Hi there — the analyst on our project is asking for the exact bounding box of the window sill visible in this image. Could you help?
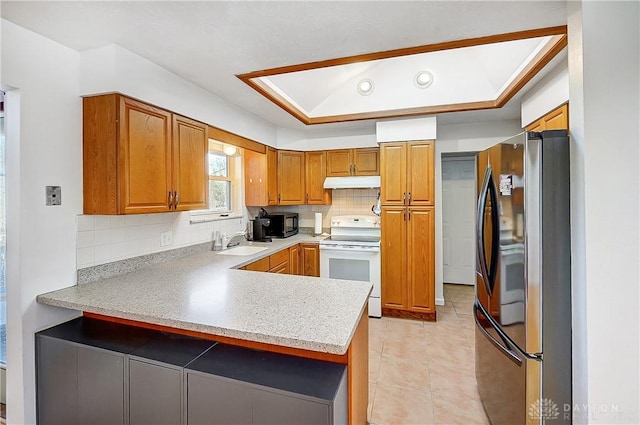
[189,210,244,224]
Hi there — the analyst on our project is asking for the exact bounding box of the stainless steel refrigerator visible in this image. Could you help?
[474,130,572,425]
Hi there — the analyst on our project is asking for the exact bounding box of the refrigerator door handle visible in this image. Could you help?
[474,300,523,366]
[476,168,491,296]
[475,300,543,362]
[476,167,500,296]
[486,169,501,296]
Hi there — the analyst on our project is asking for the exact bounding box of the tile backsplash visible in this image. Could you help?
[76,212,246,269]
[249,188,380,229]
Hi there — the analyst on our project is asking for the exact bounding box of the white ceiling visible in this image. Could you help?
[1,1,568,135]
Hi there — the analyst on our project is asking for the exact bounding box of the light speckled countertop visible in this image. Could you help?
[37,235,371,355]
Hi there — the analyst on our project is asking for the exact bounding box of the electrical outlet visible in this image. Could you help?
[160,231,173,247]
[45,186,62,206]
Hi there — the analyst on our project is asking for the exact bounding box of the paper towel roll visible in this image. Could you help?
[314,213,323,235]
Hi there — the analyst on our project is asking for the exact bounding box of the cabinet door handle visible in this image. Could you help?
[174,191,179,209]
[408,192,412,204]
[402,192,406,205]
[352,164,356,175]
[278,193,281,204]
[168,191,174,209]
[408,209,411,221]
[306,193,309,203]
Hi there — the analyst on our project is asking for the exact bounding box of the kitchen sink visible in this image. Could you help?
[217,246,268,256]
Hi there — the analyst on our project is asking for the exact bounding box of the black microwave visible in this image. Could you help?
[264,213,299,238]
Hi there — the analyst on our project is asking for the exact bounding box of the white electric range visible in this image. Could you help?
[319,215,381,318]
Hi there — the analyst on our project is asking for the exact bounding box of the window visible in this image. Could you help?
[208,150,232,212]
[196,140,243,220]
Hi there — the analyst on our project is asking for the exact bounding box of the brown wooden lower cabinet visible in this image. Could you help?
[289,245,301,275]
[267,249,288,272]
[381,207,436,321]
[241,243,319,277]
[300,243,320,277]
[269,262,289,274]
[244,257,270,272]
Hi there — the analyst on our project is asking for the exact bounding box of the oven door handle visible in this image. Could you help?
[319,245,380,252]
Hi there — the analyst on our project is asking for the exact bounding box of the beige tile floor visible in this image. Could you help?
[368,284,490,425]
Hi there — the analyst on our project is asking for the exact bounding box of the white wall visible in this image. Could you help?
[80,44,277,147]
[376,116,437,142]
[2,20,83,424]
[520,60,569,127]
[568,2,639,423]
[434,120,522,304]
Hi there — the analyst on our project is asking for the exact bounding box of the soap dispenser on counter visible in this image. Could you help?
[213,231,223,251]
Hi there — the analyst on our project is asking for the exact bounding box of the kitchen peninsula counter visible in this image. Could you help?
[37,234,370,424]
[37,234,371,355]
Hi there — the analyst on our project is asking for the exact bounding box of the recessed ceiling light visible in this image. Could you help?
[357,79,374,96]
[415,71,434,89]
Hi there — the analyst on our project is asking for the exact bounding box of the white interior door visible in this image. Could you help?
[442,156,476,285]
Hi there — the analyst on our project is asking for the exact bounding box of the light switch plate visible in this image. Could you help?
[45,186,62,206]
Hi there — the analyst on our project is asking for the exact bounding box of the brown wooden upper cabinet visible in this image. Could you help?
[525,103,569,131]
[246,148,330,207]
[266,147,278,206]
[380,141,434,206]
[173,115,210,211]
[277,150,305,205]
[305,151,331,205]
[326,148,379,177]
[83,94,208,214]
[244,147,279,207]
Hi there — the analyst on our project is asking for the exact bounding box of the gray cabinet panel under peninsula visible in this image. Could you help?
[185,344,348,425]
[36,317,348,425]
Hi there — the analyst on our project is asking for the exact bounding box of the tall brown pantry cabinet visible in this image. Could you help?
[380,141,436,321]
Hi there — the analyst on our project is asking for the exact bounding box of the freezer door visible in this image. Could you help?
[474,300,526,425]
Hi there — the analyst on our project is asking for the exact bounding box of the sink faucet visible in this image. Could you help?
[225,230,247,248]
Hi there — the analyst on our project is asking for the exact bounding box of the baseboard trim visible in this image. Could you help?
[382,308,436,322]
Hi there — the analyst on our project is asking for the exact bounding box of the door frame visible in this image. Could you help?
[441,152,478,288]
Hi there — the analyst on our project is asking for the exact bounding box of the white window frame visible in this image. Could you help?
[190,141,244,223]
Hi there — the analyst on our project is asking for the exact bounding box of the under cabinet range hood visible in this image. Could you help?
[323,176,381,189]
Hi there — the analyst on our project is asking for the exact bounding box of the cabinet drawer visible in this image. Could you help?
[269,261,289,274]
[245,257,270,272]
[269,249,289,268]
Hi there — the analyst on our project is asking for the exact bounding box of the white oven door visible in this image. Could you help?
[319,246,380,298]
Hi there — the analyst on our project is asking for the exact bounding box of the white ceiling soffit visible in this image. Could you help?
[239,28,567,125]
